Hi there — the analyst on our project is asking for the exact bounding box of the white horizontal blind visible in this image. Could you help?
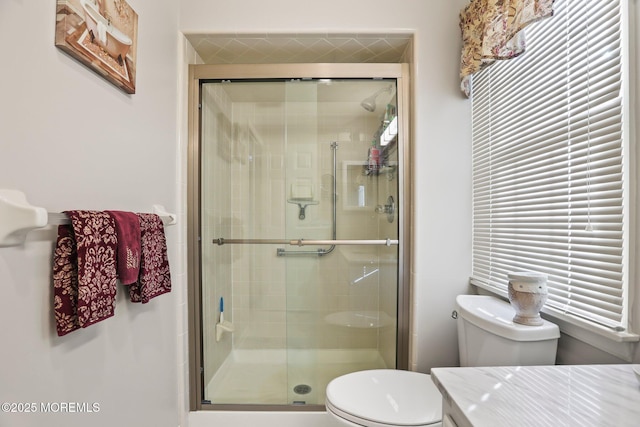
[471,0,627,330]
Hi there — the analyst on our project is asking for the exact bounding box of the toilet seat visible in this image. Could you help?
[325,369,442,427]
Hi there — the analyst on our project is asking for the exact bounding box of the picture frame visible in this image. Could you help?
[55,0,138,94]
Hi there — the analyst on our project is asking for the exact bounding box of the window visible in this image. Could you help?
[470,0,632,336]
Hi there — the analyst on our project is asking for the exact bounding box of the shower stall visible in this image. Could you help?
[188,64,410,410]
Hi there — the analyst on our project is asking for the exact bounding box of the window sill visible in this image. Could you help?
[469,278,639,362]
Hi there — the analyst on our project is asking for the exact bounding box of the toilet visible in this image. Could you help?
[325,294,560,427]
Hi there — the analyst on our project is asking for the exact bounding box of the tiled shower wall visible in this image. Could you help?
[203,83,399,371]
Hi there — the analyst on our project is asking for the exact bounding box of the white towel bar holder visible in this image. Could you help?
[0,189,177,248]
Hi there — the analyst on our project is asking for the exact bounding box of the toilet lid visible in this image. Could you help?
[325,369,442,427]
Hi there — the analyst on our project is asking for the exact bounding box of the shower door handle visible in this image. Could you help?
[213,238,398,246]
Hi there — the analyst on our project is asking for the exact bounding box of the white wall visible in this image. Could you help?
[0,1,180,426]
[179,0,473,376]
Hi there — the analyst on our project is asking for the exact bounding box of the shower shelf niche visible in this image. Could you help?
[342,161,373,210]
[342,161,397,211]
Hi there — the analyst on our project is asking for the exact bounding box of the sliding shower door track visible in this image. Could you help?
[213,238,399,246]
[213,237,398,257]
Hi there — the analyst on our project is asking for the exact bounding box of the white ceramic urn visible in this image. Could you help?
[507,272,548,326]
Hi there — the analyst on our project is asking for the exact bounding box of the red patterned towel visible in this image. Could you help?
[53,211,118,336]
[106,210,141,285]
[128,213,171,303]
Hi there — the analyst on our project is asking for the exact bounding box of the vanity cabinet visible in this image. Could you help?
[431,364,640,427]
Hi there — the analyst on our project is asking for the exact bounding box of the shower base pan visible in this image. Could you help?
[205,349,387,405]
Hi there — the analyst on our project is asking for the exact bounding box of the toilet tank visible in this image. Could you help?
[456,295,560,367]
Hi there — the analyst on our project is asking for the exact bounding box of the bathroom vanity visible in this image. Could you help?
[431,364,640,427]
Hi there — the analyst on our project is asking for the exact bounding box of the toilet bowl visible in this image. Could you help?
[325,295,560,427]
[326,369,442,427]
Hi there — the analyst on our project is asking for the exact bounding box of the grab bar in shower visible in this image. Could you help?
[276,248,327,257]
[213,238,399,246]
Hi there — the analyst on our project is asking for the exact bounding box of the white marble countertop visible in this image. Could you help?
[431,364,640,427]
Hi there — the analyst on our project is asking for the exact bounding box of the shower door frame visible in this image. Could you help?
[187,63,412,411]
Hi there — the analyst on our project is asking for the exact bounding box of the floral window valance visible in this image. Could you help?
[459,0,555,97]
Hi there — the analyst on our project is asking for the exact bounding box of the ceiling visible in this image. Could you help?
[184,33,412,64]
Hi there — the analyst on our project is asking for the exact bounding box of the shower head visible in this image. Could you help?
[360,97,377,112]
[360,85,393,112]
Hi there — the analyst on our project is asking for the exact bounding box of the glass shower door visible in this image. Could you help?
[198,76,400,407]
[281,79,399,405]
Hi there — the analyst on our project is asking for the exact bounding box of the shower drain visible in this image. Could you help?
[293,384,312,395]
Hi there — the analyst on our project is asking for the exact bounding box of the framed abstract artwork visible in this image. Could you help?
[55,0,138,94]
